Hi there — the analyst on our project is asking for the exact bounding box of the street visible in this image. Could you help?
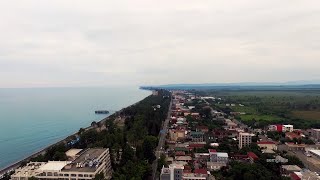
[152,95,172,180]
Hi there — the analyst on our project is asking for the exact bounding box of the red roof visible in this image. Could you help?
[175,151,186,156]
[257,141,276,145]
[290,172,301,180]
[194,169,207,175]
[247,152,259,160]
[188,144,205,148]
[209,149,217,153]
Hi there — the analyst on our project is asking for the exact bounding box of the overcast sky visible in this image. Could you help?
[0,0,319,88]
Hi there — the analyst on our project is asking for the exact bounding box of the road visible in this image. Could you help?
[288,151,320,172]
[152,95,173,180]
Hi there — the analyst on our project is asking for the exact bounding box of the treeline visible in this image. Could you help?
[1,90,171,180]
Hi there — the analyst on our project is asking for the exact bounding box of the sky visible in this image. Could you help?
[0,0,319,88]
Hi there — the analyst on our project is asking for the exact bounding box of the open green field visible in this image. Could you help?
[201,89,320,129]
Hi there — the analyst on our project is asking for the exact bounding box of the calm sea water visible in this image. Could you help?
[0,87,150,169]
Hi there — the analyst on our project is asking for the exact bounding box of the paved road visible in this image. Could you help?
[288,151,320,172]
[152,95,172,180]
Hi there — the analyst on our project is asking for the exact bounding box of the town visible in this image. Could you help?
[159,90,320,180]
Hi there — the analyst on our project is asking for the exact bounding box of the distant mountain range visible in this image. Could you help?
[140,80,320,90]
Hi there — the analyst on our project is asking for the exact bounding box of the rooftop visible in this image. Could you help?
[257,141,276,145]
[66,149,83,158]
[281,165,302,172]
[62,148,107,172]
[39,161,71,171]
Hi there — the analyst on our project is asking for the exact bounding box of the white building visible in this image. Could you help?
[11,148,112,180]
[160,164,184,180]
[283,125,294,132]
[208,150,228,163]
[238,132,253,149]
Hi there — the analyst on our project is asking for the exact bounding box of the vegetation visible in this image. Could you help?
[199,90,320,129]
[3,90,171,180]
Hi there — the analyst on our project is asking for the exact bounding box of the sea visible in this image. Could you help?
[0,87,150,170]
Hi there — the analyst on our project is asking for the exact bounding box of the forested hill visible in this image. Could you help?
[5,89,171,180]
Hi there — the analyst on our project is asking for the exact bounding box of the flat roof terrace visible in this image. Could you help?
[62,148,107,173]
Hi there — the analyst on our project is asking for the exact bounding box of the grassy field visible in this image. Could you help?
[291,111,320,121]
[204,89,320,129]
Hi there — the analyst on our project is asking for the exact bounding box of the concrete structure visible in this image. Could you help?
[66,149,83,160]
[190,132,204,142]
[269,124,294,132]
[281,165,302,176]
[309,150,320,159]
[311,129,320,142]
[160,164,184,180]
[290,171,320,180]
[257,141,277,153]
[169,129,186,142]
[238,132,253,149]
[208,150,228,163]
[283,125,294,132]
[11,148,112,180]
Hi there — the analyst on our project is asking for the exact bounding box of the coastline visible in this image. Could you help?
[0,93,150,177]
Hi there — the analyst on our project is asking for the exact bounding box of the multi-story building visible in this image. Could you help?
[190,132,204,142]
[160,164,184,180]
[311,129,320,142]
[238,132,253,149]
[208,150,228,163]
[11,148,112,180]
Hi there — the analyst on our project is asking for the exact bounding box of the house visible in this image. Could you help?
[196,126,209,133]
[286,132,302,140]
[269,124,294,132]
[310,129,320,142]
[188,143,206,151]
[247,152,259,163]
[169,129,186,142]
[286,143,306,151]
[290,171,320,180]
[257,141,277,153]
[281,165,302,176]
[213,130,229,139]
[176,156,193,163]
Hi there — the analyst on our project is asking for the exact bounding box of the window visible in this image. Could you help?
[71,174,77,177]
[64,174,69,177]
[78,174,83,177]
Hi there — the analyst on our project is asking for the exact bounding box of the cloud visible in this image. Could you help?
[0,0,319,87]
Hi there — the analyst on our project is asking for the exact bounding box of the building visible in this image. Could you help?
[169,129,186,142]
[207,162,227,171]
[11,148,112,180]
[290,171,320,180]
[283,125,294,132]
[286,143,306,151]
[247,152,259,163]
[311,129,320,142]
[269,124,294,132]
[309,150,320,159]
[281,165,302,176]
[209,150,228,163]
[257,141,277,153]
[238,132,253,149]
[190,132,205,142]
[160,164,184,180]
